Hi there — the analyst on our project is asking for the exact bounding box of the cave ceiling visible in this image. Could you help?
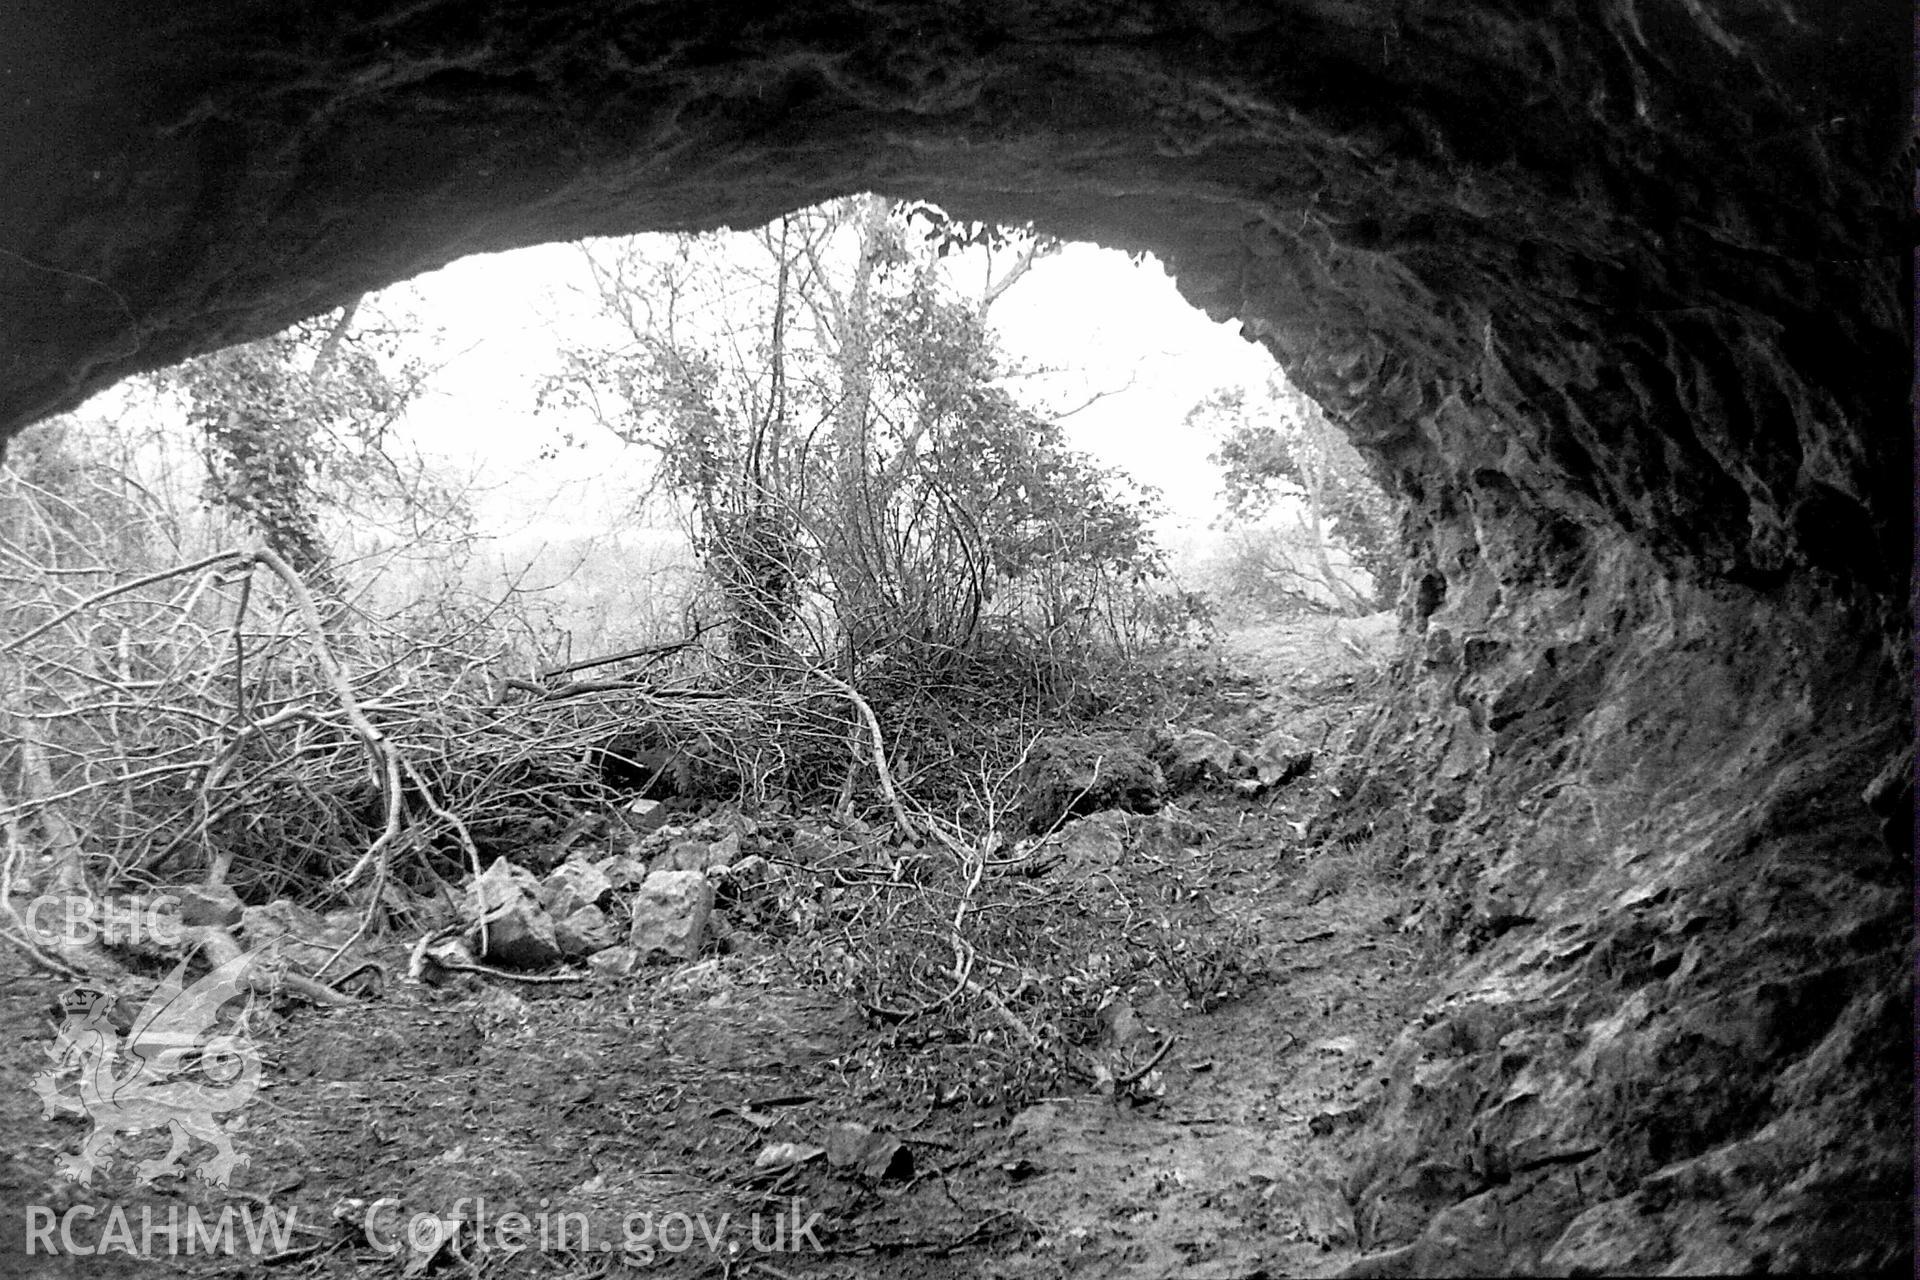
[0,2,1908,610]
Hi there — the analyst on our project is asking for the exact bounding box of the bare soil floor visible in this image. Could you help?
[2,614,1433,1279]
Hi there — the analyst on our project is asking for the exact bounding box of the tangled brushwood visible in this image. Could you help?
[0,199,1277,1111]
[0,529,1017,907]
[1,450,1253,1103]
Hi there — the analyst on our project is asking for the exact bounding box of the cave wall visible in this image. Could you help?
[1,2,1909,1273]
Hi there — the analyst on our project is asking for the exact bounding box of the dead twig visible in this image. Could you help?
[1113,1033,1176,1088]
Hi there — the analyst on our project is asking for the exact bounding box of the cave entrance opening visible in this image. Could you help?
[0,190,1407,908]
[6,192,1408,683]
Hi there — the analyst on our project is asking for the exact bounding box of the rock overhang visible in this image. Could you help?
[0,2,1908,614]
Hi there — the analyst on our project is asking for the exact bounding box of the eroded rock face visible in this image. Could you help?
[1330,540,1910,1272]
[0,3,1906,1271]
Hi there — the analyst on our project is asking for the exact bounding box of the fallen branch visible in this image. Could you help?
[1113,1034,1176,1088]
[190,926,360,1008]
[807,666,918,843]
[537,627,708,680]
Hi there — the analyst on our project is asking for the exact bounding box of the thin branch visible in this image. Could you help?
[0,550,245,657]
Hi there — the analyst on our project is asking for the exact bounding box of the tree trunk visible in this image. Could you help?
[1299,445,1370,616]
[829,194,892,647]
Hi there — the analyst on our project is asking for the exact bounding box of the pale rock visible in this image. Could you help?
[541,860,612,919]
[629,870,714,961]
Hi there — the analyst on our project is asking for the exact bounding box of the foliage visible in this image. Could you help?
[156,303,438,596]
[537,198,1170,671]
[0,416,177,572]
[1190,376,1400,613]
[1190,527,1354,622]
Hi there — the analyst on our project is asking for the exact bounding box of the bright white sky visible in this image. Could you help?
[389,235,1279,546]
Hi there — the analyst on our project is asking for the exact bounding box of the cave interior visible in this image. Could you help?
[0,2,1910,1273]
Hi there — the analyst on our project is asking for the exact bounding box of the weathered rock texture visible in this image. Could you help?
[0,3,1907,1272]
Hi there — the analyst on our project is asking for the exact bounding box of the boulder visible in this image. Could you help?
[824,1122,913,1181]
[554,904,616,958]
[787,819,839,865]
[1137,806,1211,849]
[706,830,743,870]
[629,870,714,962]
[712,854,775,898]
[625,798,672,835]
[1028,811,1129,877]
[1250,728,1316,789]
[593,853,649,891]
[541,860,612,919]
[466,857,561,969]
[421,936,478,987]
[646,836,704,874]
[1018,734,1165,832]
[1154,727,1247,791]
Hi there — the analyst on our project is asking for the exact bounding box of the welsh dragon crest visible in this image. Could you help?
[34,953,261,1187]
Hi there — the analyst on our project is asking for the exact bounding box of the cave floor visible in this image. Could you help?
[2,617,1434,1279]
